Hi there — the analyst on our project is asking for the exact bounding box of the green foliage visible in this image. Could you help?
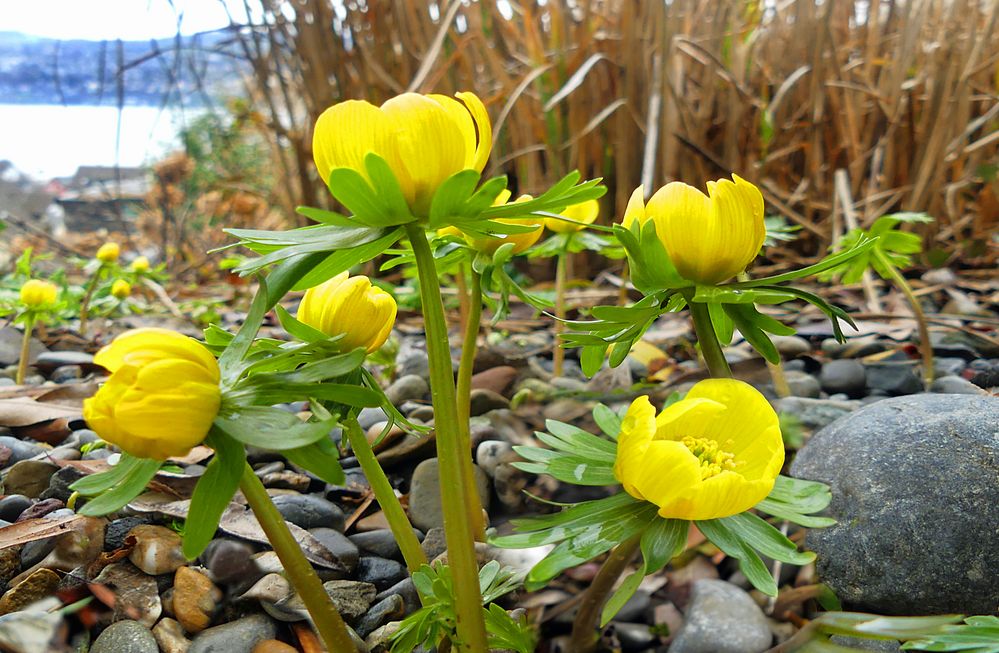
[779,412,806,449]
[903,615,999,652]
[390,561,537,653]
[820,212,933,282]
[764,215,802,248]
[780,612,967,652]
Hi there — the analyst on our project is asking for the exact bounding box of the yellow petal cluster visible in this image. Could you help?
[83,328,221,461]
[313,91,492,217]
[614,378,783,521]
[111,279,132,299]
[462,192,543,255]
[640,175,765,285]
[620,185,647,228]
[545,199,599,234]
[19,279,58,307]
[297,272,397,353]
[130,256,150,273]
[96,242,121,264]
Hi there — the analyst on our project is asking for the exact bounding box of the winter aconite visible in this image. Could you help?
[111,279,132,299]
[297,272,397,353]
[312,91,492,217]
[130,256,151,273]
[545,198,599,233]
[96,242,121,264]
[83,328,222,460]
[643,175,765,285]
[614,379,784,521]
[19,279,58,307]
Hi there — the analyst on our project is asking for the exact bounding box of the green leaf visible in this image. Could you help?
[69,453,146,495]
[274,304,328,343]
[428,169,482,227]
[696,518,777,596]
[601,565,646,627]
[493,493,644,546]
[733,236,879,288]
[641,517,689,573]
[283,436,345,485]
[76,458,161,516]
[183,431,246,559]
[264,252,329,307]
[708,301,734,346]
[580,344,608,377]
[214,408,335,450]
[217,278,268,383]
[724,303,781,364]
[363,152,414,225]
[291,228,402,290]
[295,206,355,227]
[592,404,622,440]
[719,512,815,565]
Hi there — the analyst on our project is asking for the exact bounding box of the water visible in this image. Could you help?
[0,104,204,180]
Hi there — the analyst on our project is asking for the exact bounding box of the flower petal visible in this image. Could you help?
[456,92,492,172]
[627,439,702,508]
[656,469,772,521]
[653,396,726,441]
[94,328,219,382]
[621,185,646,228]
[646,182,715,283]
[546,199,599,233]
[312,100,407,195]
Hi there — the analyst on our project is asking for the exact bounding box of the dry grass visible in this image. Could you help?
[230,0,998,264]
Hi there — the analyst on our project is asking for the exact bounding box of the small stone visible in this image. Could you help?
[384,374,429,406]
[50,365,83,383]
[819,359,867,398]
[408,458,490,532]
[348,529,418,561]
[770,335,811,358]
[38,466,86,503]
[12,514,105,584]
[613,590,651,623]
[152,618,191,653]
[933,357,967,377]
[354,557,406,591]
[91,620,158,653]
[251,641,297,653]
[864,363,923,395]
[33,351,94,372]
[0,495,32,522]
[0,547,21,589]
[309,528,359,572]
[782,371,821,398]
[667,580,771,653]
[613,621,657,651]
[188,613,276,653]
[129,525,187,576]
[928,375,986,395]
[270,493,345,531]
[14,498,63,522]
[173,566,220,633]
[829,635,901,651]
[365,621,401,653]
[356,407,388,430]
[468,388,510,416]
[354,593,404,638]
[374,577,421,614]
[202,539,259,586]
[471,366,517,395]
[323,580,378,622]
[0,436,44,465]
[774,397,861,430]
[93,562,162,627]
[105,516,158,551]
[3,460,59,498]
[0,568,60,615]
[419,527,447,560]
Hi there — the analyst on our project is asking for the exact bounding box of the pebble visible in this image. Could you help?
[309,528,360,572]
[14,498,63,521]
[667,580,772,653]
[354,557,406,591]
[128,525,187,576]
[173,566,221,633]
[91,620,159,653]
[354,593,404,638]
[356,407,388,430]
[323,580,378,622]
[0,569,60,615]
[419,527,447,560]
[468,388,510,416]
[0,495,32,522]
[791,394,999,614]
[864,363,923,395]
[50,365,83,383]
[613,621,657,651]
[396,340,431,379]
[770,335,812,358]
[38,466,86,503]
[348,529,419,561]
[33,351,94,372]
[251,641,298,653]
[374,577,421,614]
[202,539,260,586]
[384,374,429,405]
[270,493,345,531]
[105,516,158,551]
[774,397,861,429]
[0,436,44,465]
[152,618,191,653]
[92,562,162,627]
[928,375,987,395]
[819,359,867,397]
[933,357,966,377]
[408,458,490,532]
[470,365,517,395]
[782,370,821,398]
[188,613,276,653]
[3,460,59,498]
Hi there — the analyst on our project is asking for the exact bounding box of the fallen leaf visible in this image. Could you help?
[0,514,89,550]
[0,398,82,428]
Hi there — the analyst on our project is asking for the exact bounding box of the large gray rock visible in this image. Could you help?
[667,580,771,653]
[91,620,158,653]
[791,394,999,615]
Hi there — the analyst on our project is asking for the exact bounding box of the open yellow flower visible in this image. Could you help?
[297,272,397,353]
[19,279,58,307]
[83,328,221,460]
[96,242,120,264]
[545,199,599,234]
[313,91,492,217]
[111,279,131,299]
[620,185,647,228]
[645,175,765,285]
[614,378,783,521]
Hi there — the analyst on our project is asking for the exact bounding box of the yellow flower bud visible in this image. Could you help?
[19,279,58,307]
[83,328,221,460]
[111,279,131,299]
[96,242,121,264]
[313,91,492,217]
[297,272,397,353]
[645,175,765,285]
[544,198,599,233]
[620,185,648,228]
[130,256,150,273]
[614,379,784,521]
[462,193,543,255]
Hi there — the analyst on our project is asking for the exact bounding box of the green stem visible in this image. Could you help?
[344,417,427,573]
[78,266,105,336]
[455,266,487,541]
[569,533,643,653]
[238,464,356,653]
[15,313,36,385]
[553,246,568,378]
[404,224,488,653]
[688,300,733,378]
[874,250,934,385]
[768,359,791,398]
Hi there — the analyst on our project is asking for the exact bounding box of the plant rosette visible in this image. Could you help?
[491,381,834,626]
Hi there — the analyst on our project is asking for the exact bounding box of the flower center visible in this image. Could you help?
[682,436,736,480]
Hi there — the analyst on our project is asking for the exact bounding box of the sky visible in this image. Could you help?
[0,0,255,41]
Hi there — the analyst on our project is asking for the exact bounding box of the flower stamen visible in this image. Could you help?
[682,435,736,480]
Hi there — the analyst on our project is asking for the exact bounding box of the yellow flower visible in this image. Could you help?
[545,198,599,233]
[111,279,131,299]
[297,272,397,353]
[130,256,150,273]
[620,185,647,228]
[83,328,221,460]
[19,279,58,307]
[614,378,783,521]
[96,242,120,264]
[645,175,765,284]
[462,193,543,255]
[313,91,492,217]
